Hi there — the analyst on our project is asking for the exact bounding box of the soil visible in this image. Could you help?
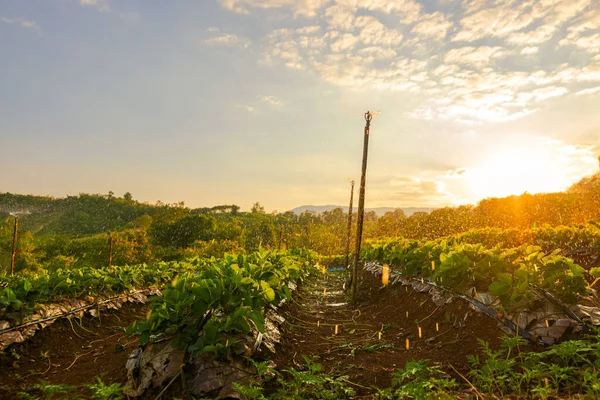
[268,267,536,397]
[0,303,147,400]
[0,268,540,399]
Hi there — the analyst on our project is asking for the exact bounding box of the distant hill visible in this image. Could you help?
[289,205,435,217]
[0,193,155,236]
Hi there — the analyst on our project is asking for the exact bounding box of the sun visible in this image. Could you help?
[468,147,567,200]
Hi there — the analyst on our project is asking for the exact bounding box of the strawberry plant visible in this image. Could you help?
[129,249,312,356]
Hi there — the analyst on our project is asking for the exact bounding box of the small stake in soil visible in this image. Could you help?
[406,338,410,350]
[418,326,422,339]
[421,277,424,284]
[317,320,320,327]
[323,288,327,296]
[382,264,389,286]
[406,311,409,318]
[378,331,382,340]
[334,324,339,335]
[431,261,435,271]
[436,322,439,332]
[546,320,549,328]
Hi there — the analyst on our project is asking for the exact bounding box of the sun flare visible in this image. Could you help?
[468,146,588,200]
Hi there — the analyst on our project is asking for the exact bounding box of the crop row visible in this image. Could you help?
[362,228,599,311]
[0,261,203,321]
[447,223,600,269]
[128,248,314,355]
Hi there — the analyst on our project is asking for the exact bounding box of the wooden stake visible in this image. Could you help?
[418,326,422,339]
[344,180,355,273]
[436,322,439,332]
[378,331,382,340]
[545,320,549,328]
[431,261,435,271]
[323,288,327,295]
[10,216,18,276]
[406,311,409,318]
[108,233,114,268]
[405,338,410,350]
[352,112,373,305]
[317,320,320,327]
[334,324,339,335]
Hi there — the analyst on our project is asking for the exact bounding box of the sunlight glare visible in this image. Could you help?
[469,147,570,199]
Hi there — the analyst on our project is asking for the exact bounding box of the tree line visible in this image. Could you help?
[1,169,598,274]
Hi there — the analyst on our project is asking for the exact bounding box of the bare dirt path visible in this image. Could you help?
[270,268,510,397]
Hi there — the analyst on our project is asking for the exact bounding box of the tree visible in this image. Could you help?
[251,202,265,214]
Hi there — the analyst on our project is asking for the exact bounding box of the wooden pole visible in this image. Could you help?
[344,180,355,272]
[108,233,113,268]
[352,112,373,304]
[11,216,18,276]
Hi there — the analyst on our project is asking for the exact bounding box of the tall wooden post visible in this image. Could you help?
[344,180,355,271]
[352,112,373,304]
[108,233,113,268]
[11,216,18,276]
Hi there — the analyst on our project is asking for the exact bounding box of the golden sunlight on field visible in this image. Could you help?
[468,143,598,200]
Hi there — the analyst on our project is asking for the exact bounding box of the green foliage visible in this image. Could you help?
[273,355,356,399]
[390,359,457,399]
[129,249,312,356]
[32,381,78,400]
[363,225,599,310]
[232,356,356,400]
[0,262,188,321]
[467,332,600,398]
[85,377,126,400]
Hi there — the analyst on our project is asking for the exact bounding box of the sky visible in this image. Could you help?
[1,0,599,212]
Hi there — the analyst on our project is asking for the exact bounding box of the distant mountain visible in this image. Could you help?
[289,205,435,217]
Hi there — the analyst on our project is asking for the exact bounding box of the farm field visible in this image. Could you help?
[2,223,600,398]
[1,170,600,399]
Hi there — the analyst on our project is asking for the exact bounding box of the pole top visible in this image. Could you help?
[364,111,372,122]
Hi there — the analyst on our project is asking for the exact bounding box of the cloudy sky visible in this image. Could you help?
[1,0,599,211]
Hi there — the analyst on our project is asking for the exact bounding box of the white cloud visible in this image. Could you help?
[520,46,539,55]
[218,0,600,124]
[410,12,452,40]
[330,33,359,52]
[219,0,332,16]
[382,176,453,206]
[236,105,256,113]
[444,46,508,68]
[296,25,321,34]
[258,95,283,107]
[0,16,40,29]
[560,9,600,53]
[80,0,110,12]
[576,86,600,96]
[454,0,591,43]
[355,15,404,47]
[204,33,251,48]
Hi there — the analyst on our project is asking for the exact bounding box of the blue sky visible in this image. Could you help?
[1,0,599,211]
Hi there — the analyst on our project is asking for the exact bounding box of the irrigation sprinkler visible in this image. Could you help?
[344,180,355,275]
[352,111,373,305]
